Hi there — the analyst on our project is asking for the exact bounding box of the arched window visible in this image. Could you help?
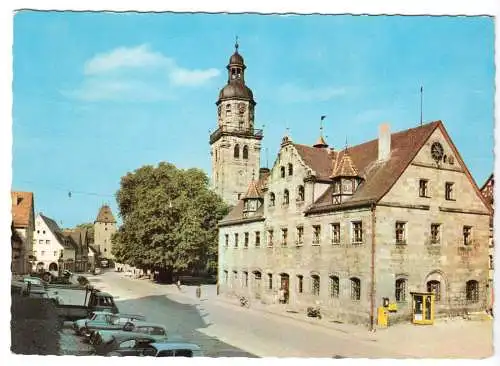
[395,278,407,302]
[426,280,441,302]
[234,144,240,158]
[288,163,293,176]
[269,192,275,207]
[350,277,361,300]
[297,185,305,201]
[329,276,339,298]
[466,280,479,302]
[242,145,249,159]
[283,189,290,205]
[311,274,320,296]
[280,166,286,178]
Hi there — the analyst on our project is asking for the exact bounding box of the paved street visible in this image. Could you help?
[87,271,494,358]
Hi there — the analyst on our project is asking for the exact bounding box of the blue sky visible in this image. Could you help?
[12,12,495,227]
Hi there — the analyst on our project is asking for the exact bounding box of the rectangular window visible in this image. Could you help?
[268,274,273,290]
[233,271,238,280]
[53,251,57,257]
[225,234,229,247]
[463,226,472,245]
[297,275,303,293]
[395,278,407,302]
[295,226,304,246]
[311,275,320,296]
[281,228,288,247]
[39,240,43,245]
[267,230,274,247]
[234,233,239,248]
[244,232,249,249]
[466,280,479,302]
[445,182,455,200]
[243,271,248,287]
[41,251,45,256]
[419,179,429,197]
[329,276,339,298]
[46,240,50,245]
[312,225,321,245]
[255,231,261,247]
[331,223,340,244]
[430,224,440,244]
[350,278,361,300]
[352,221,363,244]
[395,222,406,244]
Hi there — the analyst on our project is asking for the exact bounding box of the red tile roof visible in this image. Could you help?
[330,148,359,178]
[95,205,116,223]
[11,191,34,228]
[292,144,334,179]
[307,121,441,213]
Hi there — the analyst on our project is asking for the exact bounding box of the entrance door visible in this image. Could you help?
[253,271,262,299]
[412,293,435,325]
[280,274,290,304]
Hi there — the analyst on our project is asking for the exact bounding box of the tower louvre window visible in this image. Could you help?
[234,144,240,158]
[242,145,249,159]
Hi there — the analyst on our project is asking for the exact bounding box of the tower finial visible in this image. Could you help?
[235,36,239,52]
[320,115,326,136]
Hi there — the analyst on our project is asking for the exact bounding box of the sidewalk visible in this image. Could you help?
[109,275,494,358]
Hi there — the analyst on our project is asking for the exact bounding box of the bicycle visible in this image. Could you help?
[239,296,250,308]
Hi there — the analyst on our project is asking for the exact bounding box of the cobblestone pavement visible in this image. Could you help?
[87,271,492,358]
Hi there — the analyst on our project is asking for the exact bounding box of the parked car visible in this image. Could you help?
[92,332,157,356]
[78,313,146,338]
[90,321,168,345]
[106,342,203,357]
[73,311,119,336]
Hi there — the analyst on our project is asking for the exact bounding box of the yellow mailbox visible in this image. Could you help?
[411,292,435,325]
[377,306,388,327]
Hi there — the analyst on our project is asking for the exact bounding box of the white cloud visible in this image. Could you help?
[65,44,221,102]
[84,44,171,75]
[277,83,346,103]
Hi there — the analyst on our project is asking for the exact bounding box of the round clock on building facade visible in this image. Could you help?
[431,142,444,161]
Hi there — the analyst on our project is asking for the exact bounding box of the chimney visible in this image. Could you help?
[378,123,391,161]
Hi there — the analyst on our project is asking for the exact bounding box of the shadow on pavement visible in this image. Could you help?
[114,295,258,358]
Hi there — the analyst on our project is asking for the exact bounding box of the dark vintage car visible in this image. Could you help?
[92,332,157,356]
[90,321,168,345]
[106,342,203,357]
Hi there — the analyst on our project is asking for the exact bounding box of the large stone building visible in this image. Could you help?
[210,40,263,206]
[94,204,117,260]
[214,46,491,327]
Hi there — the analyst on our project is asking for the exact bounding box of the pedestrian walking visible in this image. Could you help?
[279,288,285,304]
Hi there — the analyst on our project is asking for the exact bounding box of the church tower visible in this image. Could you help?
[210,40,263,206]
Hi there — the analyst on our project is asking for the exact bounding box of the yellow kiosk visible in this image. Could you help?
[411,292,435,325]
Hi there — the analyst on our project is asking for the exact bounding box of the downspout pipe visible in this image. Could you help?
[370,203,376,331]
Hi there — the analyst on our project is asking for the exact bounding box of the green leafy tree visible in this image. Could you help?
[111,162,228,282]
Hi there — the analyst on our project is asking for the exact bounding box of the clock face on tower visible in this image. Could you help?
[431,142,444,162]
